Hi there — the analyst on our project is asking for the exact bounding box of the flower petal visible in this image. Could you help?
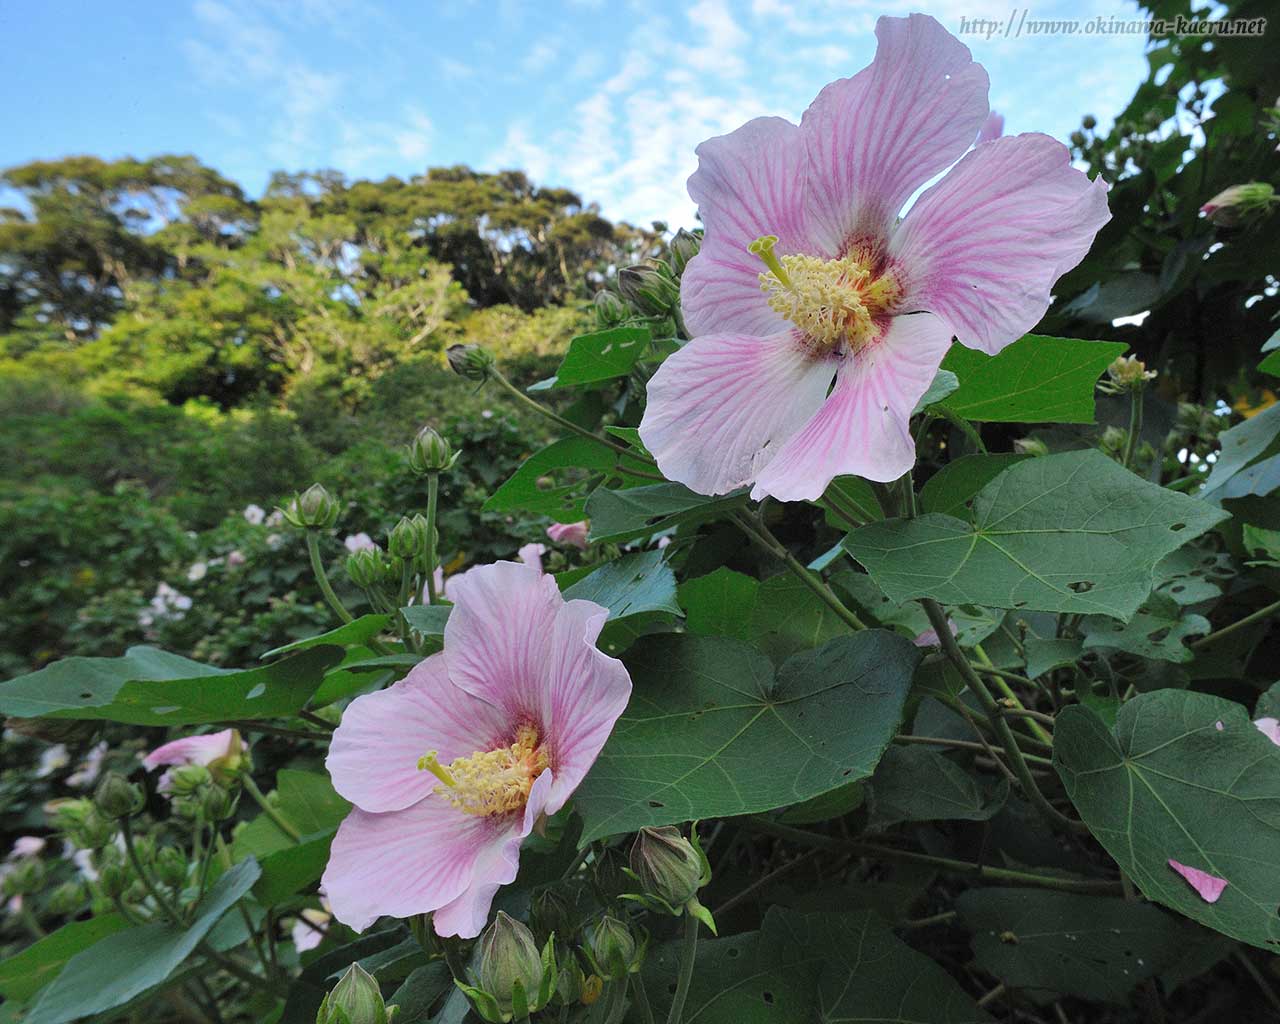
[444,561,563,717]
[1168,859,1229,903]
[800,13,989,252]
[640,331,835,496]
[323,793,512,933]
[142,729,242,770]
[891,132,1111,355]
[1254,717,1280,747]
[977,110,1004,144]
[752,312,954,501]
[682,116,815,338]
[326,653,509,813]
[537,600,632,813]
[432,770,554,938]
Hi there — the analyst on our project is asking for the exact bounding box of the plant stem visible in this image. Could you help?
[971,645,1054,744]
[631,972,656,1024]
[731,512,866,631]
[122,817,184,926]
[1121,387,1145,470]
[666,912,700,1024]
[305,532,354,624]
[297,709,336,731]
[899,910,958,930]
[922,599,1088,834]
[424,472,440,603]
[893,733,1054,769]
[1190,597,1280,650]
[240,774,302,843]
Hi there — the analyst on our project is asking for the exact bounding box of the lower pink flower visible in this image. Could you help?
[322,561,631,938]
[546,521,590,550]
[142,728,246,792]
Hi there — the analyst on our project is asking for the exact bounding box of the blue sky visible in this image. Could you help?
[0,0,1153,228]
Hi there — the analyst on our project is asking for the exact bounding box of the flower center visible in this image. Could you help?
[418,724,549,817]
[749,235,901,354]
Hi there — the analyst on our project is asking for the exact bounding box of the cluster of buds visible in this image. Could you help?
[1200,182,1277,228]
[621,825,716,933]
[406,425,458,475]
[617,263,680,318]
[458,912,558,1023]
[283,483,341,531]
[1100,355,1157,395]
[47,796,117,850]
[316,963,398,1024]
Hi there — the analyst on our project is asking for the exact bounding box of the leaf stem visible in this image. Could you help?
[665,911,700,1024]
[1121,387,1145,470]
[122,817,184,926]
[971,647,1054,744]
[1189,596,1280,650]
[424,472,440,604]
[631,971,657,1024]
[305,532,354,625]
[240,774,303,843]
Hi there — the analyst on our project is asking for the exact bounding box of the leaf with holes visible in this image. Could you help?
[1054,691,1280,949]
[937,334,1126,423]
[0,646,343,724]
[484,437,651,521]
[573,631,919,844]
[550,326,651,387]
[1081,596,1209,663]
[844,451,1228,620]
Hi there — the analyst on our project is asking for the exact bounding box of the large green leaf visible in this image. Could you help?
[0,646,343,724]
[1054,691,1280,949]
[233,769,350,860]
[1201,402,1280,501]
[937,334,1126,423]
[957,888,1212,1002]
[0,914,130,1003]
[562,549,680,620]
[919,454,1027,518]
[749,573,854,661]
[585,481,746,543]
[678,567,758,640]
[845,451,1228,620]
[483,437,650,521]
[25,858,261,1024]
[638,908,991,1023]
[573,631,919,844]
[1081,596,1209,663]
[550,326,651,386]
[869,745,1008,827]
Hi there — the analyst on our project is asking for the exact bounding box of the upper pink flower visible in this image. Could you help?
[142,728,246,791]
[322,561,631,938]
[639,14,1110,501]
[546,521,590,550]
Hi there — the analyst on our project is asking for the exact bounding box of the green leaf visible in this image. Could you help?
[749,573,855,662]
[484,437,649,521]
[1201,402,1280,501]
[1081,597,1209,663]
[389,963,453,1023]
[551,326,651,387]
[913,368,960,414]
[260,614,390,659]
[253,836,335,906]
[1258,349,1280,378]
[957,888,1212,1002]
[233,770,350,861]
[1054,691,1280,949]
[678,567,759,640]
[919,454,1027,518]
[573,631,919,844]
[562,550,680,621]
[845,451,1229,620]
[399,603,451,638]
[830,571,1001,648]
[869,745,1008,827]
[1024,637,1083,679]
[25,858,261,1024]
[585,481,747,543]
[0,646,343,724]
[937,334,1127,423]
[819,475,884,528]
[0,914,130,1003]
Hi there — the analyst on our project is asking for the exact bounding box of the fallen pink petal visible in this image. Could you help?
[1168,859,1229,903]
[1254,717,1280,746]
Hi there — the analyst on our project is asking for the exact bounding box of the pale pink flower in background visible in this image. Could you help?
[227,550,247,568]
[1254,717,1280,746]
[1168,859,1228,903]
[426,566,452,603]
[656,535,672,550]
[243,504,266,525]
[518,542,546,573]
[11,836,45,858]
[187,562,208,583]
[266,533,284,550]
[481,409,494,419]
[292,892,332,952]
[265,509,285,527]
[976,109,1004,143]
[36,744,69,778]
[639,14,1110,501]
[67,741,109,788]
[344,532,376,553]
[546,521,590,550]
[142,728,246,792]
[70,845,98,882]
[323,561,631,938]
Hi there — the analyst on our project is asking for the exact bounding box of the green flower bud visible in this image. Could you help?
[447,344,496,382]
[317,963,396,1024]
[155,846,188,888]
[1082,114,1097,130]
[668,228,701,275]
[167,763,213,796]
[1103,354,1157,393]
[346,546,387,590]
[630,826,703,909]
[388,516,428,561]
[201,783,237,822]
[407,426,458,475]
[76,809,118,850]
[1069,130,1086,148]
[99,861,130,899]
[2,858,43,896]
[1012,437,1049,458]
[584,916,639,981]
[530,887,574,942]
[47,797,95,832]
[593,289,628,327]
[283,483,341,530]
[617,264,679,316]
[124,880,149,905]
[1201,182,1278,227]
[94,771,144,820]
[473,912,551,1019]
[48,880,88,916]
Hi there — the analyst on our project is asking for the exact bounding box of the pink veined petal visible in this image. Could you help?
[432,770,554,938]
[800,13,989,253]
[752,312,955,501]
[639,331,836,497]
[682,115,817,338]
[977,110,1005,144]
[323,793,510,933]
[536,600,632,814]
[326,653,509,814]
[142,729,242,770]
[891,132,1111,355]
[1254,717,1280,746]
[444,561,563,717]
[1168,859,1229,903]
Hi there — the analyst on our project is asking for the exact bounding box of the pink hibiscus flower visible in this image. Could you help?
[321,561,631,938]
[639,14,1110,501]
[142,728,246,793]
[546,521,590,550]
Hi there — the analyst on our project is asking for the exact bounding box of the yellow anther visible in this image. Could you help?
[748,235,792,289]
[419,724,549,817]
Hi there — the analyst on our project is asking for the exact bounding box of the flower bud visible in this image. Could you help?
[580,973,603,1006]
[475,912,547,1018]
[1012,437,1049,457]
[1082,114,1097,130]
[1104,355,1157,392]
[447,344,496,382]
[167,763,213,796]
[47,797,95,832]
[48,880,88,916]
[584,916,640,981]
[155,846,188,888]
[283,483,341,530]
[346,546,387,590]
[387,516,428,561]
[593,289,628,327]
[201,783,238,822]
[407,426,457,475]
[530,887,574,941]
[630,826,703,909]
[1201,182,1277,227]
[553,953,586,1006]
[618,264,679,316]
[94,772,144,820]
[668,228,701,275]
[1069,130,1086,148]
[316,963,396,1024]
[99,861,130,899]
[2,858,43,896]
